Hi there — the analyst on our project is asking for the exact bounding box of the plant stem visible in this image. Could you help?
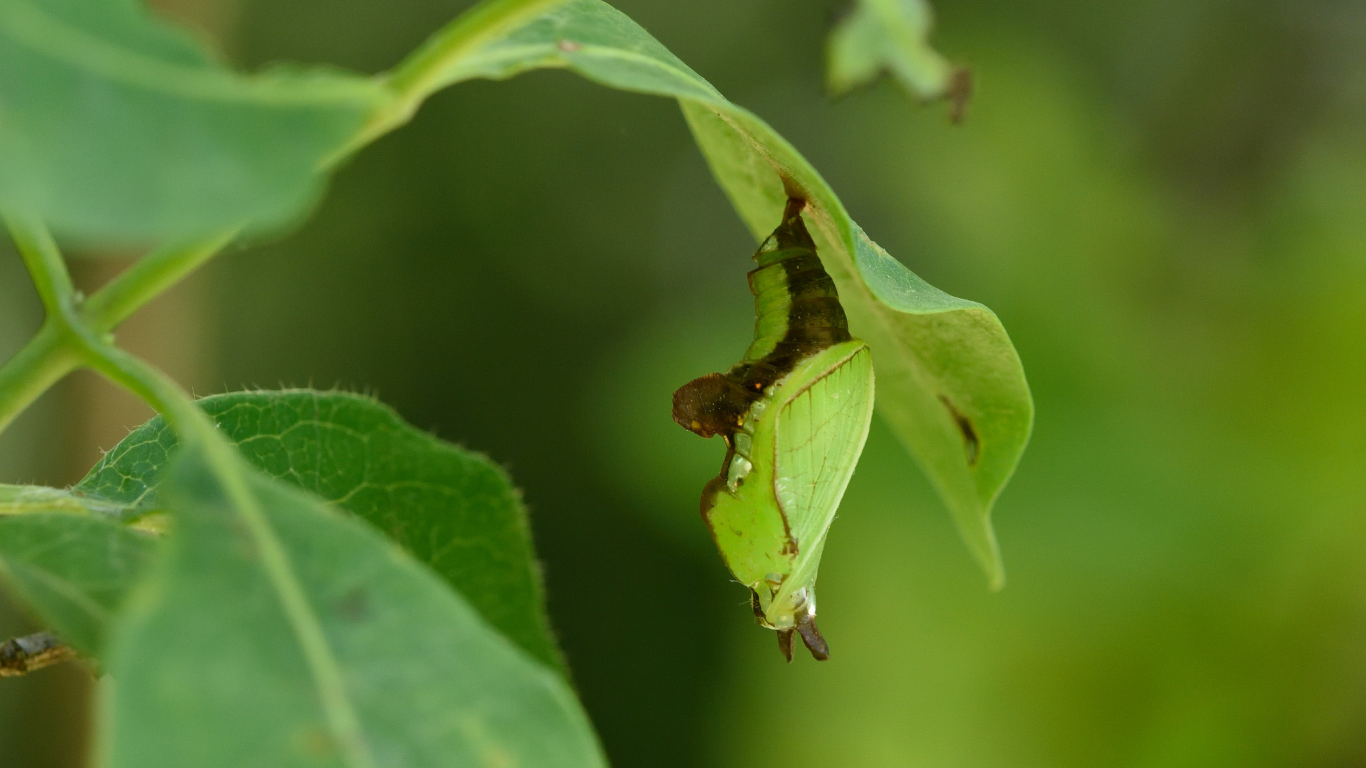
[386,0,562,100]
[0,324,81,435]
[74,332,210,440]
[4,212,76,319]
[1,222,370,753]
[0,214,233,437]
[0,215,85,434]
[81,231,236,332]
[0,219,371,762]
[342,0,566,157]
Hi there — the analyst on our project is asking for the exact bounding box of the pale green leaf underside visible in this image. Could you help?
[393,0,1031,585]
[100,446,604,768]
[0,507,154,655]
[707,343,872,604]
[77,390,563,672]
[826,0,955,99]
[776,346,875,585]
[0,0,386,242]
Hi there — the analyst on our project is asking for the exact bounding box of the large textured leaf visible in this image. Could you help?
[99,445,604,768]
[0,0,386,242]
[0,501,154,655]
[826,0,966,113]
[381,0,1032,586]
[77,390,562,671]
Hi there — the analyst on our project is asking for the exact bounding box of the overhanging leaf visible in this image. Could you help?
[78,390,562,671]
[380,0,1032,586]
[826,0,969,118]
[0,494,155,655]
[0,0,387,242]
[99,444,604,768]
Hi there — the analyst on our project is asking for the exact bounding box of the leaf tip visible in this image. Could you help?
[987,566,1006,593]
[958,510,1006,592]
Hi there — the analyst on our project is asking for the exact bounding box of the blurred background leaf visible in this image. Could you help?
[826,0,965,117]
[0,0,385,244]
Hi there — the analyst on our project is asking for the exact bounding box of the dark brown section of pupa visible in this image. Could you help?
[671,198,851,443]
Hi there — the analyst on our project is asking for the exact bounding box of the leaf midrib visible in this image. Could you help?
[201,443,379,768]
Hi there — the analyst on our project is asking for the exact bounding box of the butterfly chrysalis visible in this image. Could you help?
[673,198,874,661]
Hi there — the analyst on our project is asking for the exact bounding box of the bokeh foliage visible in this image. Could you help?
[3,0,1365,766]
[202,0,1366,765]
[216,0,1366,764]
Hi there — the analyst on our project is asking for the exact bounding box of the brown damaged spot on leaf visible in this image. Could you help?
[299,727,336,758]
[938,394,980,467]
[336,586,369,623]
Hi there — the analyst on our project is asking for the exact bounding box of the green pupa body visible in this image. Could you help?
[673,199,874,661]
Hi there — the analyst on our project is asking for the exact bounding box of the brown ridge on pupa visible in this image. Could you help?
[671,198,850,447]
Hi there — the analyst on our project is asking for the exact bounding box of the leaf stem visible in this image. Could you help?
[1,217,372,764]
[0,324,81,435]
[343,0,567,156]
[0,216,233,436]
[81,230,236,332]
[0,215,85,434]
[0,212,370,762]
[77,335,207,436]
[386,0,563,100]
[3,212,76,319]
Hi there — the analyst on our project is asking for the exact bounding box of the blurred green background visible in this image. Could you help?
[3,0,1366,765]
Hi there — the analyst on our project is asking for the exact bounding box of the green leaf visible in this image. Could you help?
[0,501,155,655]
[0,0,388,242]
[384,0,1032,587]
[826,0,967,112]
[78,390,562,671]
[0,483,133,518]
[100,444,604,768]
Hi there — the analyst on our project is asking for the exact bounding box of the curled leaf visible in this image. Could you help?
[382,0,1029,584]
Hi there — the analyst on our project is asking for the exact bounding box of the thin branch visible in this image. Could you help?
[341,0,565,158]
[0,213,84,436]
[0,215,233,437]
[0,631,77,678]
[3,213,76,320]
[0,322,81,435]
[76,332,207,434]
